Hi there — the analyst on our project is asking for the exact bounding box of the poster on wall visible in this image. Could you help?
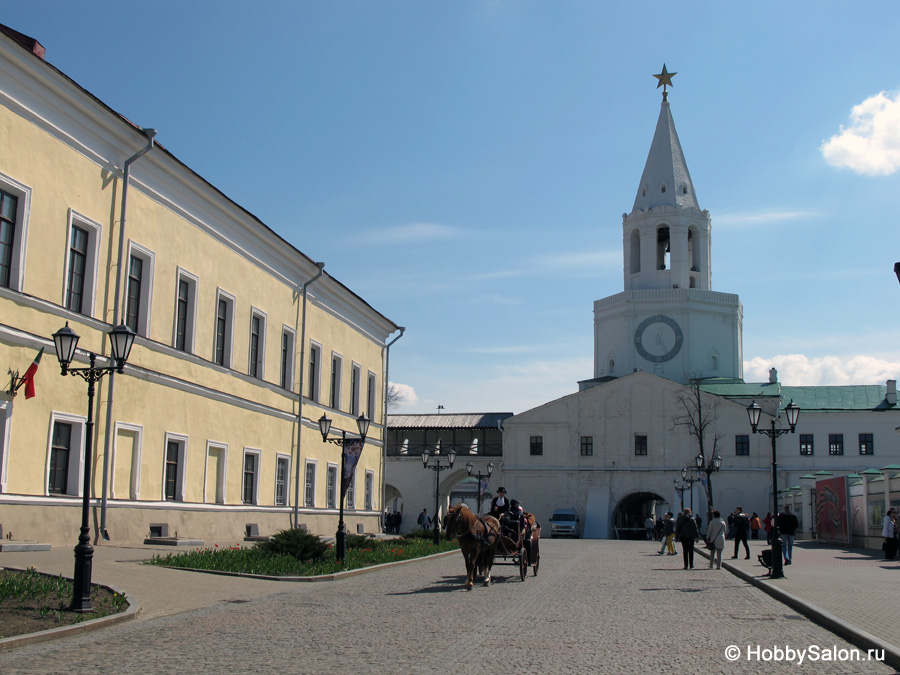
[815,476,850,545]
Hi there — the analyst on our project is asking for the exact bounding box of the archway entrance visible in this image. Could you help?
[612,491,668,540]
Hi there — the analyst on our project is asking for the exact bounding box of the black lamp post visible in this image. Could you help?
[465,460,494,513]
[422,441,456,545]
[673,479,686,511]
[695,451,723,524]
[52,322,136,612]
[680,467,698,514]
[318,413,370,564]
[747,399,800,580]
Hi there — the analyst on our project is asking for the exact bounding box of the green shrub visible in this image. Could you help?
[403,529,438,540]
[346,534,380,550]
[255,528,329,561]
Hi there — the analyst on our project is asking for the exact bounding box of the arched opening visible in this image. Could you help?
[630,229,641,274]
[612,491,669,540]
[689,225,701,274]
[656,226,670,270]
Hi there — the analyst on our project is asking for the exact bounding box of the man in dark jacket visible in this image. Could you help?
[676,508,699,569]
[777,506,799,564]
[731,507,751,559]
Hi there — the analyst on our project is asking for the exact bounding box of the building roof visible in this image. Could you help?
[697,380,893,412]
[388,413,513,430]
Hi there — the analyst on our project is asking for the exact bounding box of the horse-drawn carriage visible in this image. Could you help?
[444,504,540,589]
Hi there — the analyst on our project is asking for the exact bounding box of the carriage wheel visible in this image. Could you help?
[519,547,528,581]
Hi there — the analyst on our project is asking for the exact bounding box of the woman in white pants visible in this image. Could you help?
[706,510,727,569]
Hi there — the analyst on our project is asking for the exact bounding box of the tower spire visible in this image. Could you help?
[653,64,676,101]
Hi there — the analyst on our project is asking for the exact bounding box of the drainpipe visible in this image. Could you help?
[99,128,157,541]
[379,327,405,529]
[292,262,326,529]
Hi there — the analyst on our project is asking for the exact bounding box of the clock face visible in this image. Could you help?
[634,315,683,363]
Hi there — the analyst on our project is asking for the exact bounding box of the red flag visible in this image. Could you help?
[20,347,43,399]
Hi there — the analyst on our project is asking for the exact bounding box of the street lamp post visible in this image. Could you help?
[673,479,686,511]
[680,467,698,514]
[422,442,457,545]
[52,322,136,612]
[465,461,494,514]
[318,413,370,564]
[695,451,723,525]
[747,399,800,580]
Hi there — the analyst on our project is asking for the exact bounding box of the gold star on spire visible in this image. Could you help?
[653,64,676,99]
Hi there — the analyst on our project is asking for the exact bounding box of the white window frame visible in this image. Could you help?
[172,268,199,353]
[111,422,143,500]
[124,241,155,337]
[326,463,338,509]
[330,352,343,410]
[274,454,291,506]
[365,470,374,510]
[367,371,377,420]
[0,172,32,292]
[350,363,362,416]
[204,441,228,504]
[46,412,87,497]
[304,460,317,507]
[161,432,188,502]
[308,341,322,402]
[62,210,101,317]
[242,448,261,505]
[213,289,236,368]
[0,396,12,492]
[248,308,267,380]
[280,326,296,391]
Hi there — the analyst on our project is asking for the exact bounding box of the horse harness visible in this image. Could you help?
[455,514,497,547]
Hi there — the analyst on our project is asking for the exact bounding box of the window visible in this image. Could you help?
[249,310,266,379]
[214,291,235,367]
[346,470,355,509]
[164,439,184,501]
[365,470,374,510]
[859,433,874,455]
[125,244,154,336]
[275,456,290,506]
[580,436,593,456]
[367,372,377,421]
[829,434,844,456]
[350,364,361,416]
[530,436,543,456]
[0,399,11,492]
[800,434,814,456]
[735,435,749,456]
[304,461,316,507]
[49,421,72,494]
[65,225,89,313]
[308,343,321,401]
[330,353,343,409]
[242,451,259,505]
[634,435,648,456]
[0,177,30,292]
[326,464,337,509]
[173,270,198,353]
[280,328,295,390]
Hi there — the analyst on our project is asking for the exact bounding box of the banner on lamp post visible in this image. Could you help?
[341,439,364,499]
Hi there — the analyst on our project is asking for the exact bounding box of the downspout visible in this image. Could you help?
[293,262,326,529]
[379,327,405,530]
[99,128,157,540]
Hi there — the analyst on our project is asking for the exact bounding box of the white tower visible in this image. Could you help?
[593,67,743,384]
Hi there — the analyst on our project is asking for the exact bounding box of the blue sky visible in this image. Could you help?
[6,2,900,414]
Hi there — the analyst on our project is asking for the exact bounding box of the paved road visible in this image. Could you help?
[0,539,894,674]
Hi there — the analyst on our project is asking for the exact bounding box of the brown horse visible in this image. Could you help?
[444,504,500,590]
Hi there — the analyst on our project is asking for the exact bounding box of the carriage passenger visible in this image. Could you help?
[501,499,526,538]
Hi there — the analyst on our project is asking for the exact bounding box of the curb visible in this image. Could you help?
[0,567,138,653]
[697,549,900,671]
[153,548,459,582]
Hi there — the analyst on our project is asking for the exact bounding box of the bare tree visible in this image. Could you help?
[386,383,404,411]
[674,382,725,522]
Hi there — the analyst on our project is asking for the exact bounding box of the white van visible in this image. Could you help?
[549,509,579,538]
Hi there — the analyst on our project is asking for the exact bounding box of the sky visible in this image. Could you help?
[5,2,900,415]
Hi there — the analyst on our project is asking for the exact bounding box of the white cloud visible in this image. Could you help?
[357,222,463,245]
[821,91,900,175]
[714,210,821,229]
[744,354,900,386]
[389,382,419,409]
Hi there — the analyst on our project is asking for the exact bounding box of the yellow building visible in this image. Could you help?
[0,25,400,546]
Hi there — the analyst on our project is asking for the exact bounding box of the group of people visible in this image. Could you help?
[654,505,800,570]
[383,509,403,533]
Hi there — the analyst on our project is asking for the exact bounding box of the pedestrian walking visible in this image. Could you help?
[882,508,898,559]
[750,512,761,540]
[644,516,655,541]
[706,510,727,569]
[730,507,751,560]
[763,512,773,544]
[777,506,799,565]
[417,508,430,530]
[657,512,677,555]
[676,507,699,569]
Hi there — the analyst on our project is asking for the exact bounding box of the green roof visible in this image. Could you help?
[696,380,892,412]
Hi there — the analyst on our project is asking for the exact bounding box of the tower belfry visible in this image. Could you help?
[591,67,742,384]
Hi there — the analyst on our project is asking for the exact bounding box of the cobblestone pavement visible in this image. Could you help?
[0,540,895,674]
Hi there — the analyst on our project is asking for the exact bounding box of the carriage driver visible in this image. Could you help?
[489,487,509,518]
